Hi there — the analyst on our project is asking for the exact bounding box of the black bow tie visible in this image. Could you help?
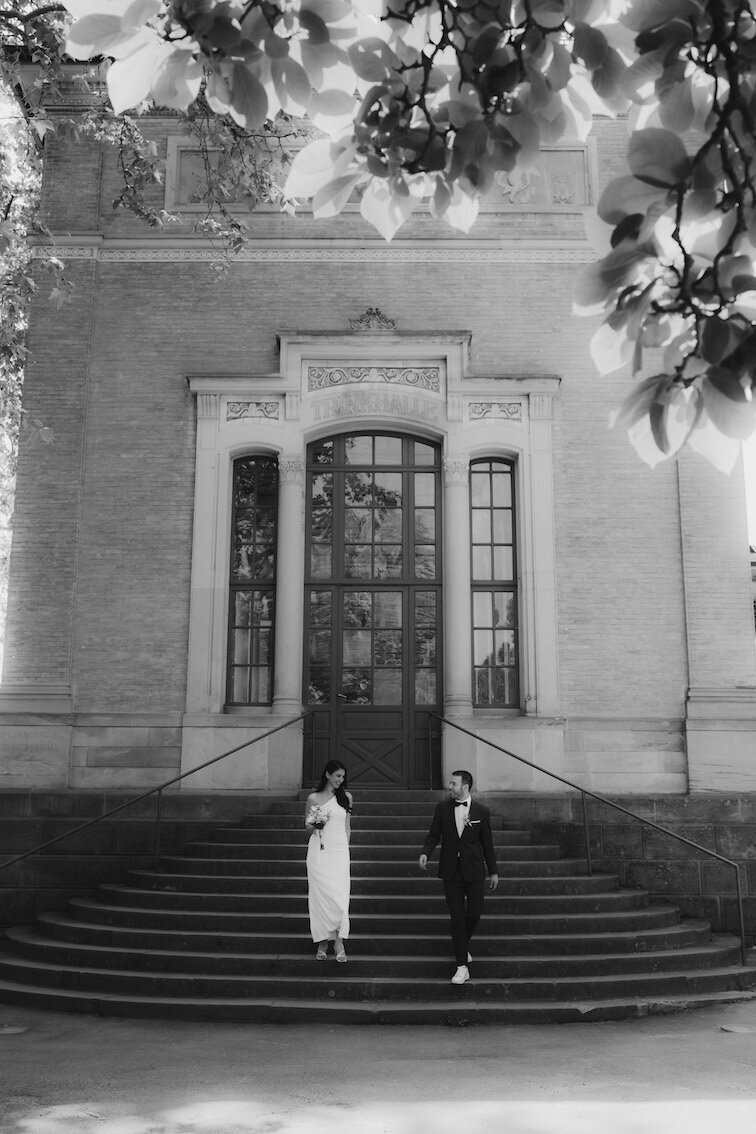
[454,800,469,807]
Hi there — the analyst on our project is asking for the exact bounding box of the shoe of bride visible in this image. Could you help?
[334,938,347,963]
[316,943,328,960]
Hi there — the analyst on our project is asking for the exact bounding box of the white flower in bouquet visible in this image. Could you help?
[306,804,330,849]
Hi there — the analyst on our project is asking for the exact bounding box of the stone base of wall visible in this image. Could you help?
[453,714,687,794]
[481,792,756,943]
[0,790,292,929]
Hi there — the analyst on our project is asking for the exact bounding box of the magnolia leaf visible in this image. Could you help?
[572,21,608,69]
[227,62,268,128]
[299,8,330,45]
[591,322,634,375]
[312,173,363,217]
[360,178,416,241]
[597,174,666,225]
[620,0,702,33]
[264,33,290,60]
[612,371,670,428]
[628,128,691,187]
[702,371,756,438]
[591,48,629,109]
[280,57,312,108]
[285,139,343,197]
[122,0,161,33]
[619,48,665,102]
[574,247,650,310]
[348,39,391,82]
[308,88,356,116]
[687,406,745,472]
[529,0,569,30]
[65,14,133,60]
[107,37,168,113]
[700,317,732,364]
[205,66,234,116]
[444,184,479,233]
[150,48,202,111]
[659,76,695,134]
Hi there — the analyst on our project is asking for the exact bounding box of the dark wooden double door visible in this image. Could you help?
[302,433,442,788]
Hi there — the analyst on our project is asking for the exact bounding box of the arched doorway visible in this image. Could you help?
[302,432,443,788]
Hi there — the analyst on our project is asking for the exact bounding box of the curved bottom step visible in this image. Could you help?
[0,978,755,1025]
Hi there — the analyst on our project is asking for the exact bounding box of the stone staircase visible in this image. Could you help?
[0,791,754,1023]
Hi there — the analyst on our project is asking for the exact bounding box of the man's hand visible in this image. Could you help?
[418,854,428,871]
[488,873,499,891]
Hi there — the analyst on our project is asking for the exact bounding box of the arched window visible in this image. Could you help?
[470,458,518,707]
[227,456,278,705]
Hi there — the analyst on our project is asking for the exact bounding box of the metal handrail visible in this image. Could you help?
[0,711,312,877]
[434,714,749,966]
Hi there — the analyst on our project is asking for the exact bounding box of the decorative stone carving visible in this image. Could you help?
[468,401,524,422]
[307,365,441,392]
[278,457,305,483]
[196,394,220,419]
[495,170,537,205]
[442,456,469,486]
[349,307,397,331]
[226,401,280,421]
[551,174,575,205]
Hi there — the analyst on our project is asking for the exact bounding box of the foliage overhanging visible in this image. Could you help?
[2,0,756,472]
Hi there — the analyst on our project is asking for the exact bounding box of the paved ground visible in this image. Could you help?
[2,999,756,1134]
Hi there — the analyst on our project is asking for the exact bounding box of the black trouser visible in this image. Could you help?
[442,863,485,965]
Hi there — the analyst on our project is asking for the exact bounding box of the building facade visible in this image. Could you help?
[2,84,755,800]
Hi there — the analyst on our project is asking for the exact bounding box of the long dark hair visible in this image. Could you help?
[315,760,351,812]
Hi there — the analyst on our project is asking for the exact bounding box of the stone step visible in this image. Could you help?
[209,829,532,845]
[126,869,619,896]
[156,855,590,878]
[181,841,562,860]
[34,911,712,957]
[64,897,682,934]
[294,790,441,803]
[5,928,742,979]
[219,821,523,839]
[0,950,753,1003]
[95,883,648,916]
[265,803,500,819]
[0,978,754,1024]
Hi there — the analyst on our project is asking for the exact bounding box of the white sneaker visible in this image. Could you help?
[451,965,470,985]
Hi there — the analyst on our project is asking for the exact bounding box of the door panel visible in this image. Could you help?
[302,433,443,789]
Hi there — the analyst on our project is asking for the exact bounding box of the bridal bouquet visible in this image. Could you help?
[306,805,330,850]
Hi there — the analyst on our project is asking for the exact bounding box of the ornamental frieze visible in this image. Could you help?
[307,364,441,392]
[226,401,280,420]
[468,401,524,422]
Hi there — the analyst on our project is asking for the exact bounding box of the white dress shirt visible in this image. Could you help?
[454,797,470,837]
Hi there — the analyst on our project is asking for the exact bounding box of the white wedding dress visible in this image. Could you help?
[306,794,351,943]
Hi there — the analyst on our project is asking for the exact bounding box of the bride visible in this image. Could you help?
[304,760,352,961]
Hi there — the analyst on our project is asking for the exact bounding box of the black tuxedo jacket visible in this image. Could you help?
[420,798,498,882]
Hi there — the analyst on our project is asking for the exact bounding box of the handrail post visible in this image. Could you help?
[311,711,316,789]
[428,716,433,791]
[735,863,748,966]
[581,792,593,876]
[154,788,163,872]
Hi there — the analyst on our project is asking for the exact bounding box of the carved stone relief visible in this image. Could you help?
[468,401,524,422]
[348,307,397,331]
[226,401,280,420]
[307,364,441,392]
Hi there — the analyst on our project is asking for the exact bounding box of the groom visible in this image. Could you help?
[419,770,498,985]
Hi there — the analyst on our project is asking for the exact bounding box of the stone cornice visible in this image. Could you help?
[33,238,596,264]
